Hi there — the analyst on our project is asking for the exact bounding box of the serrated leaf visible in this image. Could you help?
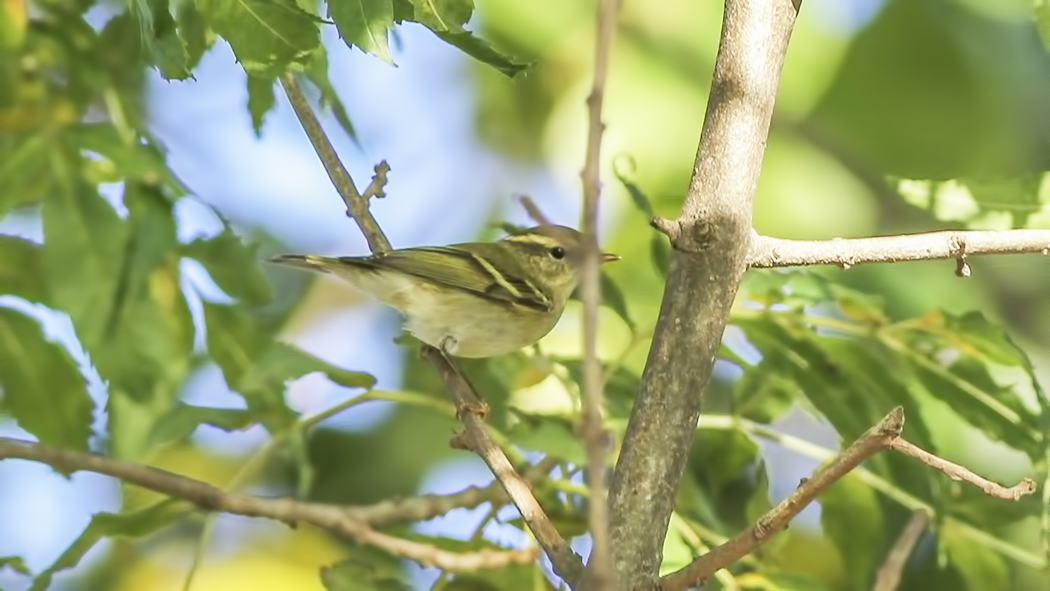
[31,500,182,591]
[198,0,320,77]
[145,0,193,80]
[321,557,410,591]
[42,180,127,349]
[149,403,254,447]
[0,236,44,302]
[0,308,94,450]
[328,0,394,63]
[182,226,273,305]
[406,0,471,32]
[177,0,212,70]
[431,30,527,77]
[246,75,276,135]
[820,473,885,588]
[0,555,30,575]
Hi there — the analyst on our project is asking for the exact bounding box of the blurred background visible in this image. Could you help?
[2,0,1050,588]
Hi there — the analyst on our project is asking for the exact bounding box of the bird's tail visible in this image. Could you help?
[268,254,335,273]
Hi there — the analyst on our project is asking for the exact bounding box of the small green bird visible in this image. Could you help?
[270,225,620,358]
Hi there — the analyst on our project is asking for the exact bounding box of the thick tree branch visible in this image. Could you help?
[0,437,537,571]
[661,407,905,591]
[607,1,801,587]
[872,510,929,591]
[279,75,584,585]
[579,0,620,586]
[748,230,1050,269]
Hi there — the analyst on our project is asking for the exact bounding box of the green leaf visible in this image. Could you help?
[1038,0,1050,52]
[0,555,30,576]
[67,124,187,194]
[177,0,212,70]
[303,52,358,142]
[321,557,410,591]
[328,0,394,63]
[203,302,270,388]
[660,515,696,576]
[148,403,254,447]
[507,414,585,465]
[942,521,1010,591]
[431,30,528,77]
[31,500,182,591]
[42,179,127,349]
[197,0,320,77]
[240,343,377,394]
[600,271,633,330]
[0,236,44,302]
[146,0,194,80]
[614,158,654,218]
[246,75,276,136]
[650,233,669,279]
[182,226,273,305]
[0,134,50,215]
[0,308,94,450]
[406,0,471,32]
[819,473,886,589]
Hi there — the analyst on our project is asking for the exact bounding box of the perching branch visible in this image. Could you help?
[748,229,1050,269]
[279,75,585,585]
[608,1,801,587]
[872,510,929,591]
[579,0,620,586]
[660,408,1037,590]
[0,437,537,572]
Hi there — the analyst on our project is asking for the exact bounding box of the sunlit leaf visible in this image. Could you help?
[431,30,528,77]
[328,0,394,63]
[246,75,275,135]
[148,403,255,447]
[241,343,377,393]
[31,500,182,591]
[182,225,274,305]
[0,236,44,302]
[177,0,213,70]
[198,0,320,76]
[0,308,93,451]
[321,557,410,591]
[406,0,471,32]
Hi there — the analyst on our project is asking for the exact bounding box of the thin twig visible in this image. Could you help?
[889,438,1037,500]
[279,73,391,254]
[579,0,620,586]
[872,509,929,591]
[0,438,533,571]
[661,407,906,591]
[278,74,584,586]
[519,195,554,227]
[748,230,1050,269]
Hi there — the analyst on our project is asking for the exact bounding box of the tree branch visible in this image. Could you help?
[579,0,620,586]
[888,438,1037,500]
[0,437,536,571]
[607,1,801,587]
[661,407,905,591]
[279,75,584,586]
[748,229,1050,269]
[872,509,929,591]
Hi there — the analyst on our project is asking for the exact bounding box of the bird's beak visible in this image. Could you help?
[601,252,621,263]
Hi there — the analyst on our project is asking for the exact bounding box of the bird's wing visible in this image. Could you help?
[342,244,552,312]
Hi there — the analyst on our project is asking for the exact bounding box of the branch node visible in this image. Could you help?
[363,160,391,200]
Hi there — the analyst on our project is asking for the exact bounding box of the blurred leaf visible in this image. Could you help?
[203,302,270,387]
[142,0,194,80]
[600,271,633,330]
[1038,0,1050,51]
[942,521,1010,591]
[246,75,276,135]
[321,557,410,591]
[67,123,187,193]
[328,0,394,63]
[148,403,254,447]
[197,0,320,76]
[508,414,585,465]
[0,555,29,575]
[304,52,358,141]
[743,572,830,591]
[732,347,800,424]
[0,133,50,214]
[431,30,528,77]
[31,500,182,591]
[241,343,377,394]
[177,0,212,70]
[0,308,93,450]
[0,236,44,302]
[938,310,1038,369]
[42,179,126,349]
[556,357,638,419]
[819,473,885,588]
[650,233,670,279]
[615,159,655,218]
[183,225,274,305]
[660,514,695,576]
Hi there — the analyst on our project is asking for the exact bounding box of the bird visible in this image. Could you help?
[270,224,620,358]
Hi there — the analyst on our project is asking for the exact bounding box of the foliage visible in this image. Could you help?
[0,0,1049,590]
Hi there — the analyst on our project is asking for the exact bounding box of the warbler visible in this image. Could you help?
[270,225,619,358]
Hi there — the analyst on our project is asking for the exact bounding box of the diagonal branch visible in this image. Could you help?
[579,0,620,586]
[872,509,929,591]
[278,74,585,586]
[0,437,536,572]
[748,229,1050,269]
[661,407,906,591]
[607,1,801,587]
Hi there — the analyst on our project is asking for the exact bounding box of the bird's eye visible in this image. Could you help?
[549,246,566,259]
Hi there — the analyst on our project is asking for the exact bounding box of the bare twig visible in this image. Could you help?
[661,407,906,591]
[889,438,1038,500]
[0,438,534,572]
[748,230,1050,269]
[872,509,929,591]
[518,195,554,227]
[279,75,584,585]
[279,73,391,254]
[608,1,801,587]
[579,0,620,587]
